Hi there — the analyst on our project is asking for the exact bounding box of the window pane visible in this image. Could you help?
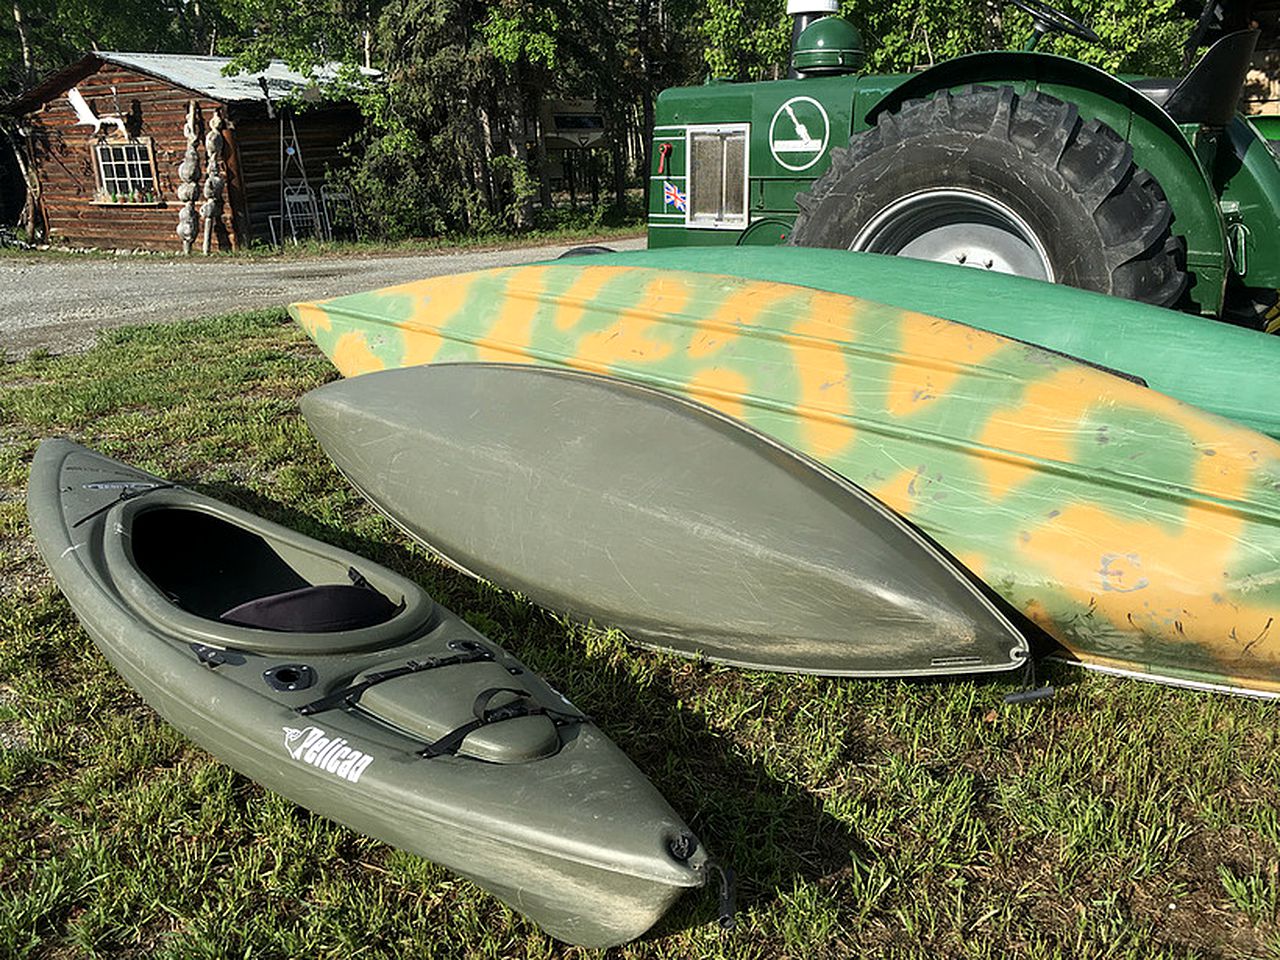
[93,142,156,198]
[688,132,723,223]
[722,134,745,218]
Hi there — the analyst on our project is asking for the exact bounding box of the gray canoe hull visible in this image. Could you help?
[302,364,1028,677]
[27,439,707,948]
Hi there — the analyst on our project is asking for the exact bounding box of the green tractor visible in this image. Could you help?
[647,0,1280,328]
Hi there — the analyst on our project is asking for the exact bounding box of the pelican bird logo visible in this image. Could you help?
[283,725,311,759]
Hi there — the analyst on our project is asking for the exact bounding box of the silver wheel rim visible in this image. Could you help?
[851,188,1055,282]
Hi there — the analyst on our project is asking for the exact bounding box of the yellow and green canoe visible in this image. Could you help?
[292,258,1280,698]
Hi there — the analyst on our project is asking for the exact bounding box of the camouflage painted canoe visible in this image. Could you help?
[290,262,1280,698]
[568,248,1280,440]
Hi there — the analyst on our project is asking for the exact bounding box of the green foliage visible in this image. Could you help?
[845,0,1192,75]
[481,2,561,67]
[215,0,378,72]
[698,0,1195,80]
[699,0,790,80]
[844,0,1003,71]
[2,0,225,92]
[1031,0,1192,75]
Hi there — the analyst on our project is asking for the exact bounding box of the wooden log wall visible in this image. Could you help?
[229,107,363,244]
[26,63,238,252]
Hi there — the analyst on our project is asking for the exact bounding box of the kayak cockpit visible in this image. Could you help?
[103,495,437,654]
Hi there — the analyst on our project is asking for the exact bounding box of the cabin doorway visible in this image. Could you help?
[0,133,30,239]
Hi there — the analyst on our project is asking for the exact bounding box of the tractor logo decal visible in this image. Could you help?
[769,96,829,171]
[663,181,688,212]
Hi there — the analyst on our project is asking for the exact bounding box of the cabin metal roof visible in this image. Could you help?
[4,51,378,114]
[95,52,378,103]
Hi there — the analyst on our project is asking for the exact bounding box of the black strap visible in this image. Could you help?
[418,686,585,759]
[708,860,737,931]
[297,646,494,716]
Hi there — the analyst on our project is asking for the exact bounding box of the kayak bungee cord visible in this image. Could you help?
[298,641,497,716]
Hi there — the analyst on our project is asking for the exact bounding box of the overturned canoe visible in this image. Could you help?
[27,439,714,947]
[294,247,1280,439]
[555,247,1280,439]
[303,363,1029,677]
[291,263,1280,698]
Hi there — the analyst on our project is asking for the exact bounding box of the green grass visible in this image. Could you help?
[2,312,1279,958]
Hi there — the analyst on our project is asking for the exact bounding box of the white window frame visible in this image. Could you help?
[93,139,158,203]
[684,123,750,231]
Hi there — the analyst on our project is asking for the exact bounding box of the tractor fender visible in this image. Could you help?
[1219,115,1280,289]
[861,52,1228,315]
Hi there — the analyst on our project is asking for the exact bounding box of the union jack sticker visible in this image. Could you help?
[663,181,688,213]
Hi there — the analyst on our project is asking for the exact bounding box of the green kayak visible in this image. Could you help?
[303,363,1029,678]
[27,439,718,947]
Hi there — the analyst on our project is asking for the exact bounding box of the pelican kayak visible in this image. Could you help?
[27,439,716,947]
[302,363,1029,677]
[290,262,1280,698]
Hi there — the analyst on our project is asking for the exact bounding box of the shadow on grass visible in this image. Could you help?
[195,480,873,935]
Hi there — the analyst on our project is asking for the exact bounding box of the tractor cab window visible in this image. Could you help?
[686,125,748,229]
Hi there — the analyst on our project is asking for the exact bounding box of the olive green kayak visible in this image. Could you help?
[302,363,1029,677]
[27,439,716,948]
[290,262,1280,698]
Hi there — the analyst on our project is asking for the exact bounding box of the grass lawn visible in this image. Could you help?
[1,311,1278,958]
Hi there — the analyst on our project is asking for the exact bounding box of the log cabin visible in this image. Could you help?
[3,52,372,251]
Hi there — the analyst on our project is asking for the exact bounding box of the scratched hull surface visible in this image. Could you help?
[290,263,1280,697]
[303,364,1029,677]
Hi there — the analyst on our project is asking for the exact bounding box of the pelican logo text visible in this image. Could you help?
[282,725,374,783]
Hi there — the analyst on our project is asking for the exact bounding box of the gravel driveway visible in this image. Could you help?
[1,236,646,357]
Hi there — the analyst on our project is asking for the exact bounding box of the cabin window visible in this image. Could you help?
[685,124,748,230]
[94,141,158,203]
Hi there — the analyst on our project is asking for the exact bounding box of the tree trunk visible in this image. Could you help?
[12,2,33,83]
[507,81,535,229]
[610,125,626,211]
[474,99,497,220]
[534,114,553,211]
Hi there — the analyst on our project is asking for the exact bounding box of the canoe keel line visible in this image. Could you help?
[28,440,727,947]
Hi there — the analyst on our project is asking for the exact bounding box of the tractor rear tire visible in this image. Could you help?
[788,85,1189,308]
